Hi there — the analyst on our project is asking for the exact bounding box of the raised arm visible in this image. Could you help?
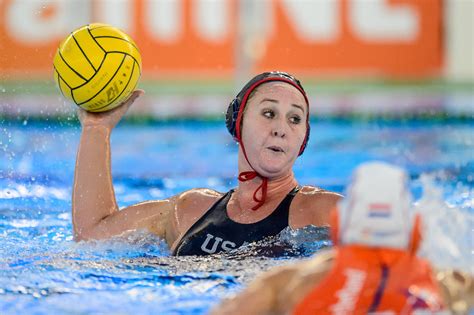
[71,90,177,245]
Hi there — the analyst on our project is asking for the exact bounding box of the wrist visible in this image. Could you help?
[82,124,112,136]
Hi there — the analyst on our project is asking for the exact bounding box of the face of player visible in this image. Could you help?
[240,82,307,179]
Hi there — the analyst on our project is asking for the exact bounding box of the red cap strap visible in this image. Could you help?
[238,171,268,210]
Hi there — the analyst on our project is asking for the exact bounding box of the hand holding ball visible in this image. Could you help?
[53,23,142,112]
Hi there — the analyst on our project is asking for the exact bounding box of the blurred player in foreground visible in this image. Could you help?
[212,162,473,314]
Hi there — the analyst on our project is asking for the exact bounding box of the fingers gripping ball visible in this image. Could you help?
[53,23,142,112]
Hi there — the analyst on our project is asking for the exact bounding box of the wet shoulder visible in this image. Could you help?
[289,185,343,229]
[173,188,224,235]
[176,188,223,205]
[279,249,336,312]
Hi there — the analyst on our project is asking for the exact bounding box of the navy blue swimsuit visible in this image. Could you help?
[172,186,300,256]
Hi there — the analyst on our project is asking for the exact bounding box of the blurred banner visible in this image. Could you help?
[0,0,442,79]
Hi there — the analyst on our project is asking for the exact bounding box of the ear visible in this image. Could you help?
[225,98,240,139]
[408,214,423,254]
[298,121,310,156]
[330,207,340,246]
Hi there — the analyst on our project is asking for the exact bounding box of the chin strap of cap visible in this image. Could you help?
[237,136,268,210]
[238,171,268,210]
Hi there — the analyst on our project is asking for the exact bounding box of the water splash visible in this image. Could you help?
[415,174,474,274]
[69,230,170,260]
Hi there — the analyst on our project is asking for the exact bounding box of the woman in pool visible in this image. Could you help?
[72,71,342,255]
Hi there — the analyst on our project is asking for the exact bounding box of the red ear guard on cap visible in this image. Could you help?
[225,71,310,156]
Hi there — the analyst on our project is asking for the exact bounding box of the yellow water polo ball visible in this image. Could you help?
[53,23,142,112]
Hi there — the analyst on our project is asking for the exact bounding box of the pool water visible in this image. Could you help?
[1,118,473,314]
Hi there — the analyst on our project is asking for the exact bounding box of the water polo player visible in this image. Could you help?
[212,162,474,314]
[72,71,342,255]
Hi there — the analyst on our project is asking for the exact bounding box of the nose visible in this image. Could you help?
[272,130,285,137]
[271,117,286,138]
[271,119,286,138]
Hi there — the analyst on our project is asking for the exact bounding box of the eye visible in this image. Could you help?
[289,115,302,124]
[262,109,275,119]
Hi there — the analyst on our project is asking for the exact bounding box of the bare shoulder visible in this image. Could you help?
[172,188,224,235]
[175,188,222,204]
[289,185,343,229]
[277,249,336,313]
[297,185,343,198]
[253,249,336,288]
[298,185,343,207]
[286,249,336,287]
[256,249,335,283]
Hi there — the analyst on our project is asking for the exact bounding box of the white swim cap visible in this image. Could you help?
[338,161,413,249]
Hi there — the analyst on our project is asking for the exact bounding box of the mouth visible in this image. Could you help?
[267,146,284,153]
